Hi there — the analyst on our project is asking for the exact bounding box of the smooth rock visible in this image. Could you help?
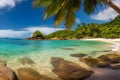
[97,55,112,65]
[17,68,54,80]
[80,56,99,67]
[97,55,111,61]
[0,67,16,80]
[97,63,110,68]
[51,57,93,80]
[106,54,120,62]
[97,54,120,64]
[80,56,110,68]
[111,63,120,69]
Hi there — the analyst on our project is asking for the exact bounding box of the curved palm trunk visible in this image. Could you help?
[105,0,120,14]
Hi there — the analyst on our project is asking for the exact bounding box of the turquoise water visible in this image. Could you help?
[0,38,111,76]
[0,38,110,59]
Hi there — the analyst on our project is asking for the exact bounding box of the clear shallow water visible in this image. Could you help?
[0,38,111,77]
[0,38,110,57]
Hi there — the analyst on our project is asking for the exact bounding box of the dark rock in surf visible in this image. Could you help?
[110,63,120,69]
[70,53,87,58]
[61,48,74,50]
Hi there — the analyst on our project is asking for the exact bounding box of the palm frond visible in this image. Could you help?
[44,0,65,19]
[33,0,53,7]
[65,10,76,29]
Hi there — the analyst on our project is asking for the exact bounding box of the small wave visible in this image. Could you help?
[111,42,120,51]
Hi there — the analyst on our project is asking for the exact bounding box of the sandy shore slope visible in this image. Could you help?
[83,38,120,42]
[84,38,120,51]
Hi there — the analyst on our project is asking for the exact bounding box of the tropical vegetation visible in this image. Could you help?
[33,0,120,29]
[29,15,120,40]
[26,30,45,40]
[33,30,44,38]
[47,24,120,39]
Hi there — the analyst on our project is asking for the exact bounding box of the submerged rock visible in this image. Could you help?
[91,50,111,54]
[80,56,99,67]
[70,53,87,58]
[65,45,80,47]
[51,57,93,80]
[18,57,35,65]
[0,67,16,80]
[0,60,6,67]
[61,48,74,50]
[17,68,55,80]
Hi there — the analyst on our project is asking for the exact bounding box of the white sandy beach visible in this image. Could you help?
[84,38,120,42]
[84,38,120,52]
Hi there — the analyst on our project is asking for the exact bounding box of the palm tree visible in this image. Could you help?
[105,0,120,14]
[33,0,120,29]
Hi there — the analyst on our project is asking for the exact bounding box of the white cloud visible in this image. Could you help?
[91,0,120,21]
[0,26,64,38]
[0,29,28,38]
[25,26,64,34]
[76,18,80,24]
[0,0,22,9]
[91,8,118,21]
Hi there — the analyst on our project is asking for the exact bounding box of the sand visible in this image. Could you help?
[84,38,120,52]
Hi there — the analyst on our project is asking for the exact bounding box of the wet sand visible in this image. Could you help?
[85,68,120,80]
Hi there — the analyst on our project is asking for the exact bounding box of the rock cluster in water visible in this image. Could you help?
[0,51,120,80]
[80,52,120,69]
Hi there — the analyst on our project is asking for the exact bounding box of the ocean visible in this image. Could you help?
[0,38,111,77]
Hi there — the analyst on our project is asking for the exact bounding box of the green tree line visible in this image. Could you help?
[47,15,120,39]
[31,15,120,39]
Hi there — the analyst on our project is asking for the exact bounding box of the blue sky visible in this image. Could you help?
[0,0,119,38]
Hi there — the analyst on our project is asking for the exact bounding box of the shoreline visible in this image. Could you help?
[83,38,120,42]
[83,38,120,52]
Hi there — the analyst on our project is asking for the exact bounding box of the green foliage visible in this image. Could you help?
[33,30,45,38]
[33,0,82,29]
[30,15,120,39]
[47,30,75,39]
[33,0,111,29]
[46,15,120,39]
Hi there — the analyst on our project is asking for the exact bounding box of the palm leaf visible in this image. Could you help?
[44,0,65,19]
[33,0,53,7]
[55,9,67,27]
[65,9,76,29]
